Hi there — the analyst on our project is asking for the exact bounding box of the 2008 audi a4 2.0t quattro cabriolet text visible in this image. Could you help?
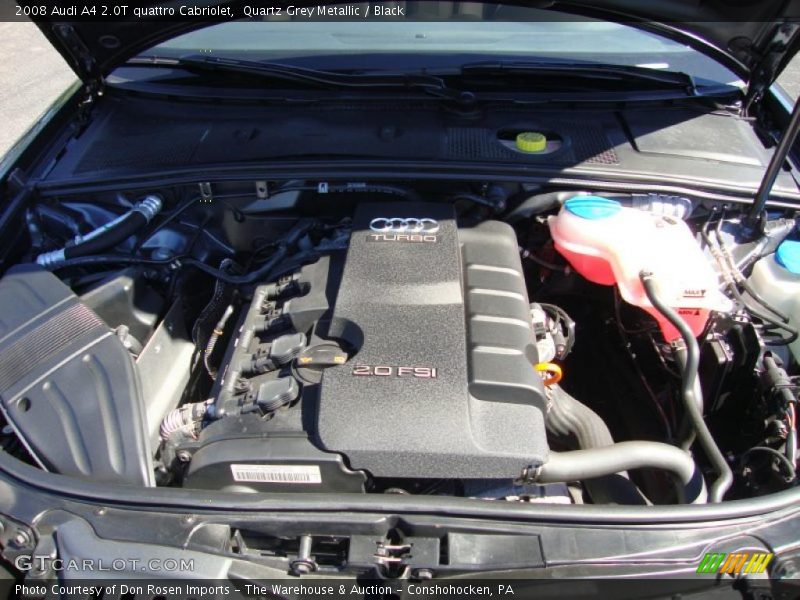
[3,0,800,595]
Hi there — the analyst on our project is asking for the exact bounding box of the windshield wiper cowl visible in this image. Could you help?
[128,54,477,104]
[459,60,698,95]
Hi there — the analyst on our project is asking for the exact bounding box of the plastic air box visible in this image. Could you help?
[548,197,729,341]
[0,265,152,484]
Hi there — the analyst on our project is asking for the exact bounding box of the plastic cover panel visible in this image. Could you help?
[0,265,152,485]
[316,204,548,479]
[48,98,799,201]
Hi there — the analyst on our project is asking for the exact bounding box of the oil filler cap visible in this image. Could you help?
[565,196,622,220]
[515,131,547,153]
[296,343,348,370]
[776,240,800,275]
[294,343,348,384]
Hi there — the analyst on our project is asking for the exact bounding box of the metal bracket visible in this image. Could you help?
[348,534,439,576]
[515,464,543,485]
[0,517,37,567]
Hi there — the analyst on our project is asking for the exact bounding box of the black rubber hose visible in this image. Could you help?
[740,279,791,323]
[519,248,568,272]
[731,284,799,343]
[50,254,179,269]
[715,235,791,324]
[505,192,570,222]
[676,350,705,451]
[49,220,317,286]
[546,385,648,505]
[63,212,147,260]
[713,229,794,325]
[706,226,797,342]
[179,219,316,285]
[537,442,707,504]
[640,271,733,503]
[546,385,613,452]
[506,191,630,223]
[740,446,797,482]
[133,196,201,253]
[451,193,505,213]
[348,184,421,202]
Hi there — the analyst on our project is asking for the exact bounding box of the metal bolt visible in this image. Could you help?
[414,568,434,580]
[182,515,196,525]
[94,507,107,516]
[774,558,798,579]
[298,535,312,556]
[290,535,317,575]
[12,531,30,548]
[291,560,315,575]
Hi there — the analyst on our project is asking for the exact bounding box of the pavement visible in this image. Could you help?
[0,22,76,156]
[1,21,800,157]
[777,64,800,101]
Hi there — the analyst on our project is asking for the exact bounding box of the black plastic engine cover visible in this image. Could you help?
[0,265,152,485]
[316,203,549,479]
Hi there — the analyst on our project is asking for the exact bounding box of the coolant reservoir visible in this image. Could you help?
[548,196,729,341]
[748,240,800,365]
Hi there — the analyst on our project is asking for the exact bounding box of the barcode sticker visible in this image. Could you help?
[230,464,322,484]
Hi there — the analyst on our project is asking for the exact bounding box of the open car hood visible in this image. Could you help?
[24,0,800,94]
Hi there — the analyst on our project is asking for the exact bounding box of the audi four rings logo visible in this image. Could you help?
[369,218,440,234]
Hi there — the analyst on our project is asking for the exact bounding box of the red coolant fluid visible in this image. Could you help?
[548,196,729,341]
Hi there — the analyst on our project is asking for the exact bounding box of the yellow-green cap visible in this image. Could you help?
[515,131,547,153]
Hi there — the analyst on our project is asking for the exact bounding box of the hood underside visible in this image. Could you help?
[21,0,800,90]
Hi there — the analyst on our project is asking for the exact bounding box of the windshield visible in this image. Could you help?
[135,4,740,87]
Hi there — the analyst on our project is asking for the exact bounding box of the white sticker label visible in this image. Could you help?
[230,464,322,484]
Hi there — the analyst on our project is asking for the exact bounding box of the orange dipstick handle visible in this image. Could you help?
[534,362,562,386]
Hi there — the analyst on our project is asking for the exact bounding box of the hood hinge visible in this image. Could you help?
[52,24,100,78]
[53,23,105,132]
[744,22,800,112]
[73,79,104,135]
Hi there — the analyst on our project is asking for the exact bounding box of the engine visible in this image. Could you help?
[7,179,800,506]
[182,203,550,491]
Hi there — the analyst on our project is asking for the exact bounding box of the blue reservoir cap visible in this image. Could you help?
[776,240,800,275]
[565,196,622,220]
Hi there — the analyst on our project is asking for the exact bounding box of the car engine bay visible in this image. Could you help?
[0,178,799,507]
